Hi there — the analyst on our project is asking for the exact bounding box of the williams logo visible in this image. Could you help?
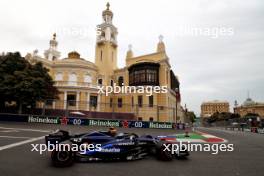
[28,116,59,124]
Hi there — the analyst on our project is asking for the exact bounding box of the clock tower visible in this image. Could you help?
[95,2,118,86]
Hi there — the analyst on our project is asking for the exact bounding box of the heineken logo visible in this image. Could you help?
[28,115,59,124]
[89,119,120,127]
[149,122,172,129]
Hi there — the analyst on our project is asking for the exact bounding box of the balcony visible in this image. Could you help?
[54,81,97,88]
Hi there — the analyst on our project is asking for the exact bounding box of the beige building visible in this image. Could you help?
[26,3,184,122]
[201,100,230,118]
[234,97,264,119]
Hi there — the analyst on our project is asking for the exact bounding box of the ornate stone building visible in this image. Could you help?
[234,97,264,119]
[201,100,230,118]
[26,3,183,122]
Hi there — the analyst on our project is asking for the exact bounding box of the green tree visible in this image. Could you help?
[0,52,58,113]
[187,111,196,123]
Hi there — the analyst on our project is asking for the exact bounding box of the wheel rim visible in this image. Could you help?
[57,151,70,162]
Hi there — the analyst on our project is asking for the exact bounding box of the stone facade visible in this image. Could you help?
[201,100,230,118]
[25,3,185,122]
[234,98,264,119]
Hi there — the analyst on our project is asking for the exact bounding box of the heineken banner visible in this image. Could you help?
[28,115,59,124]
[149,122,173,129]
[26,115,178,129]
[88,119,120,127]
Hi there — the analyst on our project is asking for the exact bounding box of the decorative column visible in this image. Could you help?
[52,101,56,109]
[76,91,80,110]
[86,92,90,110]
[97,94,101,111]
[64,91,67,109]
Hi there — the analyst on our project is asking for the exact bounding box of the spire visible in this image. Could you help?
[126,44,133,59]
[97,3,118,46]
[106,2,110,10]
[44,33,60,60]
[102,2,113,23]
[157,35,166,52]
[49,33,58,49]
[53,33,56,40]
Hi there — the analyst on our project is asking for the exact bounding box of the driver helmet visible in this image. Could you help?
[109,127,117,136]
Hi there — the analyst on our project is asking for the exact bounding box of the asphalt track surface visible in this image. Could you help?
[0,122,263,176]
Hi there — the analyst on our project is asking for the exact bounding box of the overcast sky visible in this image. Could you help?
[0,0,263,115]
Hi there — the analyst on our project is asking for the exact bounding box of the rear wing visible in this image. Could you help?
[45,130,70,145]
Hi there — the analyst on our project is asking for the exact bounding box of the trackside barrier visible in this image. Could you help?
[3,114,263,132]
[0,113,28,122]
[0,114,186,129]
[224,126,264,134]
[26,115,179,129]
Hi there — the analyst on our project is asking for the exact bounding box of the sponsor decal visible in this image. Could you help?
[69,118,85,125]
[257,128,264,134]
[121,120,129,128]
[128,121,149,128]
[89,119,120,127]
[116,142,135,146]
[60,116,69,125]
[149,122,173,129]
[28,115,59,124]
[100,148,121,152]
[244,128,251,132]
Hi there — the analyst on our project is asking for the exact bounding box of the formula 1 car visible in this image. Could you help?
[45,128,189,167]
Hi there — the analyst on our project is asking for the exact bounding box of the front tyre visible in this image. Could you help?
[51,150,74,167]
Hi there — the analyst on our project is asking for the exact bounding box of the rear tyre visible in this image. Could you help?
[156,142,173,161]
[51,150,74,167]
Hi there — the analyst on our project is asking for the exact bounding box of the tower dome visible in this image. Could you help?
[102,2,113,23]
[243,98,255,106]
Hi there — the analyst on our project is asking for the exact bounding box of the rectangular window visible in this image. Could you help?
[46,100,53,106]
[67,94,76,106]
[100,50,103,61]
[90,96,98,108]
[118,98,122,108]
[138,96,143,107]
[149,95,153,107]
[132,97,134,107]
[110,98,113,108]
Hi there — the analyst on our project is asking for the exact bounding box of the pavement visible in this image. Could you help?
[0,122,263,176]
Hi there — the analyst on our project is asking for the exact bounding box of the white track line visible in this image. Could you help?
[0,130,19,133]
[0,136,45,151]
[0,136,31,139]
[0,126,50,133]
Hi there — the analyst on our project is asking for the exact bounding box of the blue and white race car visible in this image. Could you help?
[45,127,189,167]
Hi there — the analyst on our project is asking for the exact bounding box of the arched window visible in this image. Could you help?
[84,74,92,83]
[69,73,77,85]
[98,78,103,86]
[55,72,63,81]
[118,76,124,86]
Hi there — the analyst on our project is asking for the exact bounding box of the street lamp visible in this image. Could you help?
[175,88,179,124]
